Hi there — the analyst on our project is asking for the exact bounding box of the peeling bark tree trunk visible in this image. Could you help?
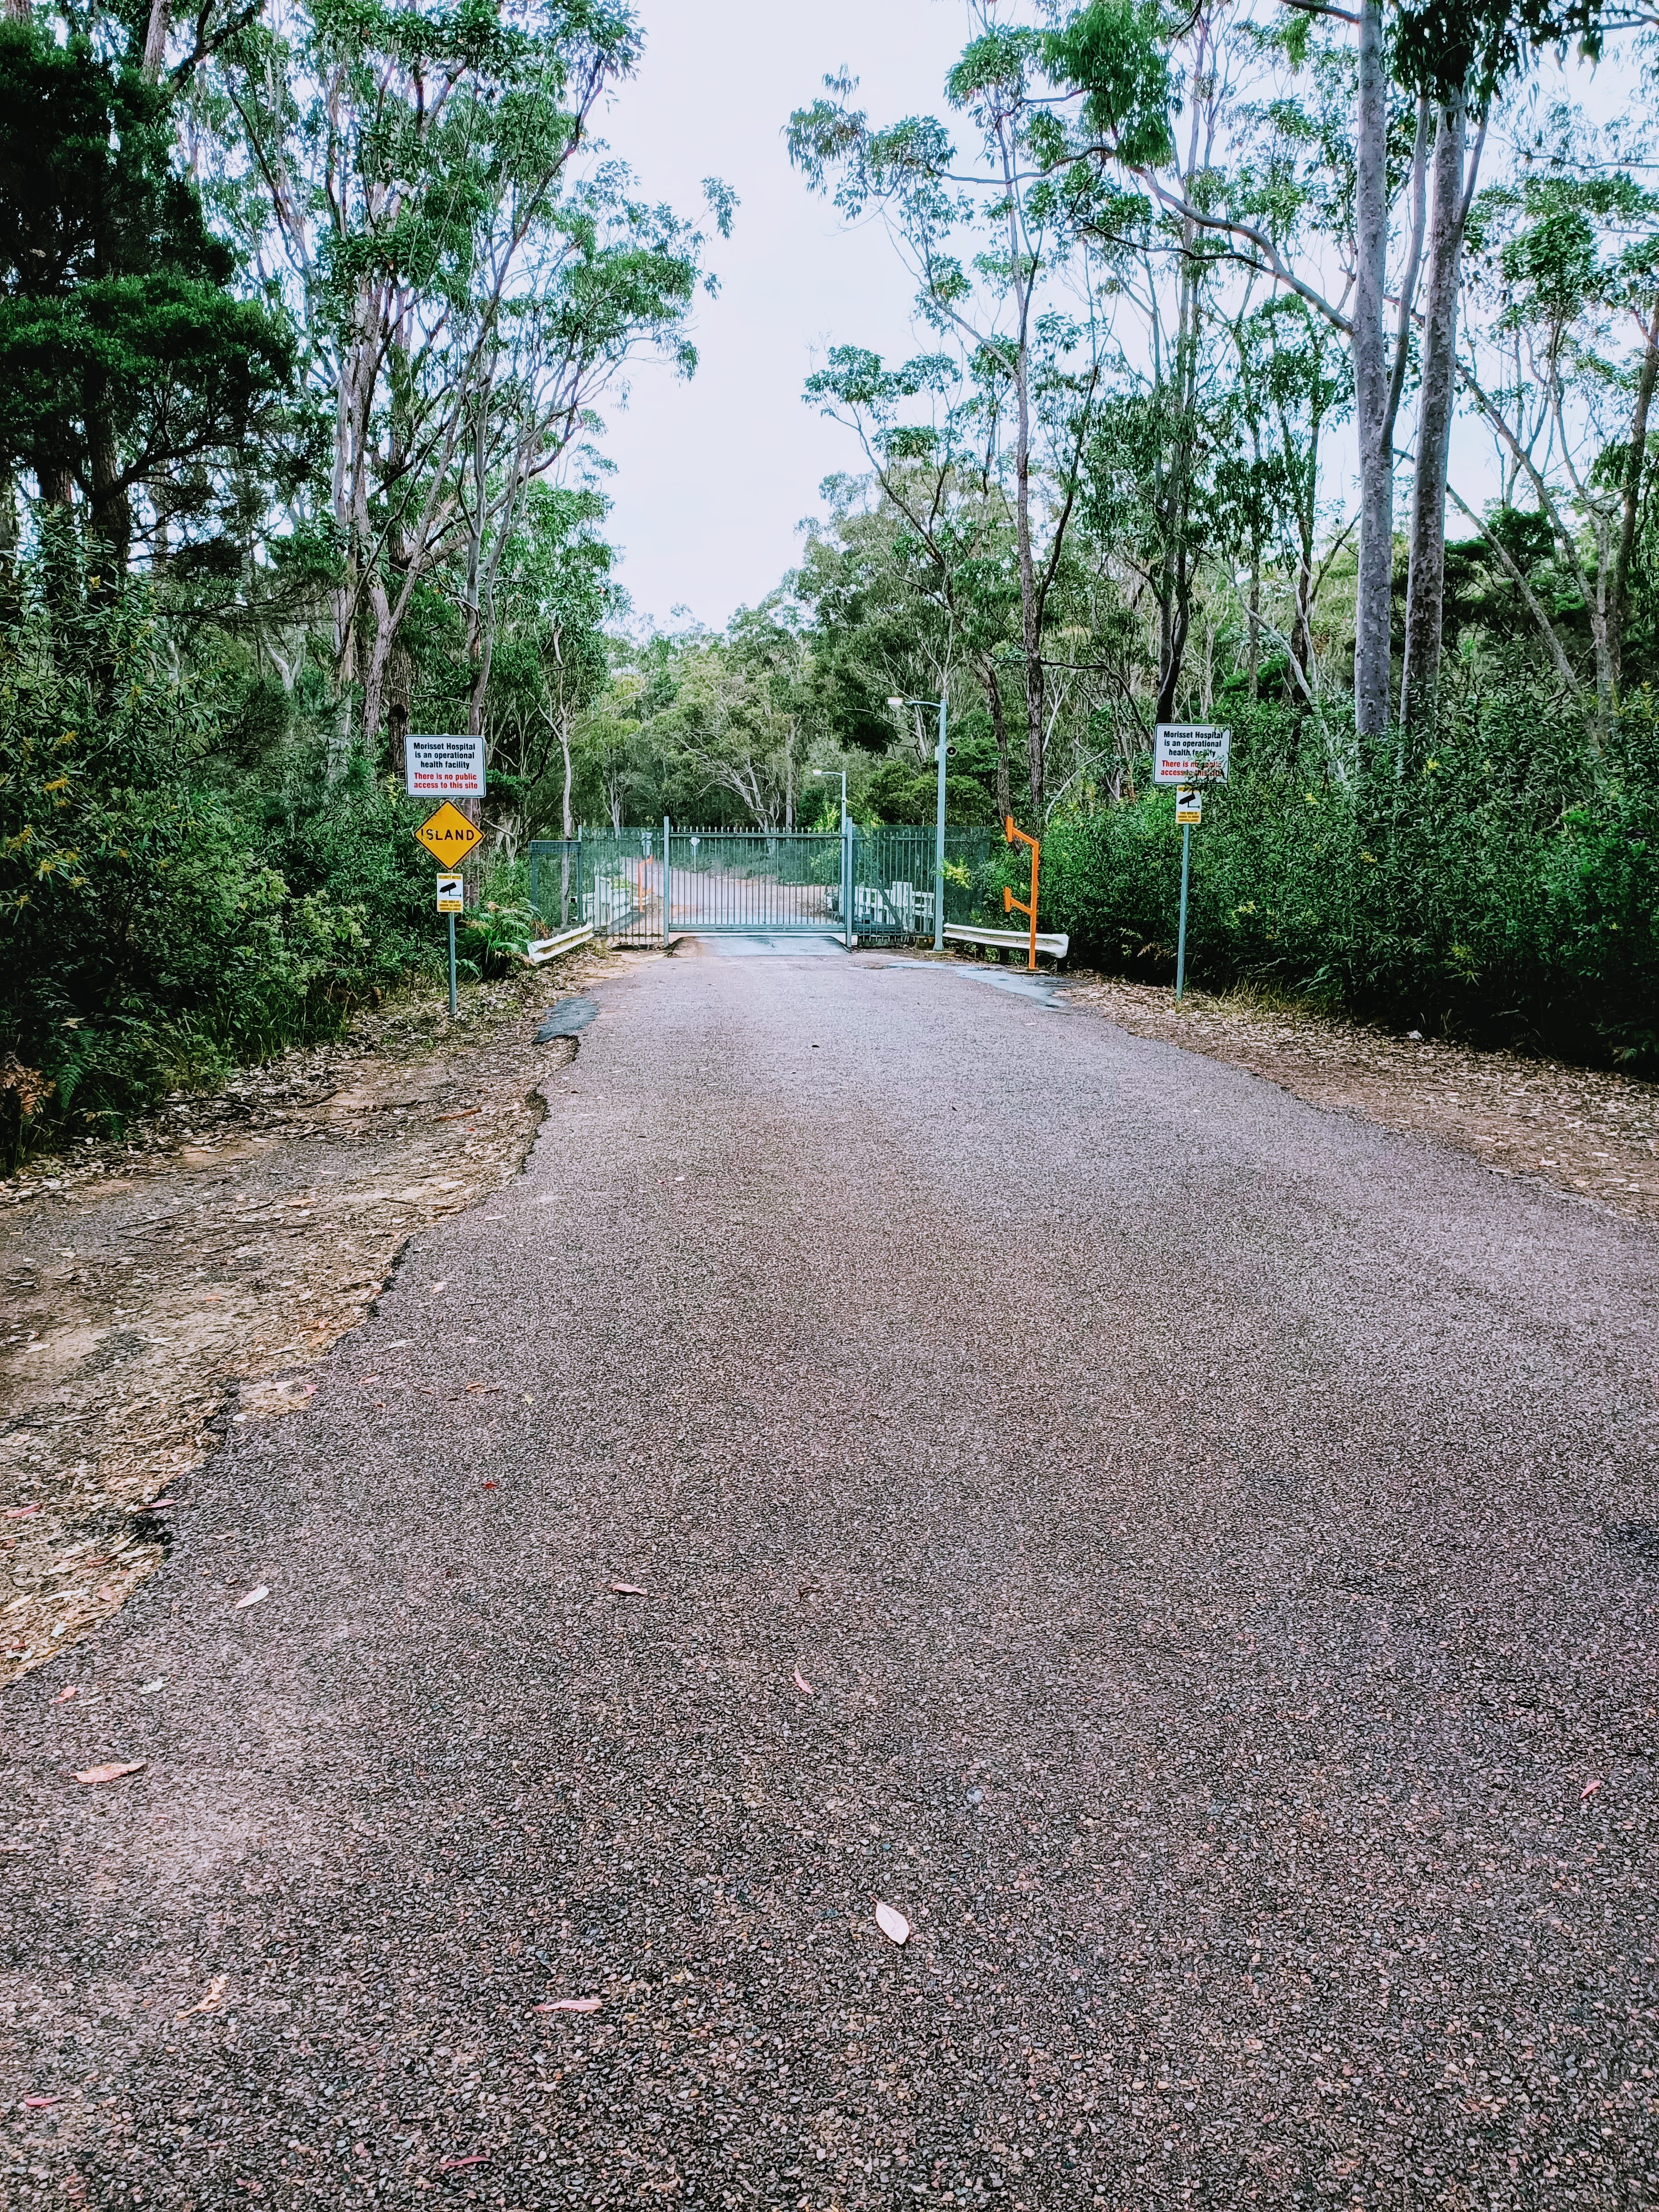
[1610,306,1659,702]
[983,658,1012,822]
[1352,0,1392,750]
[1014,341,1045,822]
[1399,93,1468,743]
[142,0,171,74]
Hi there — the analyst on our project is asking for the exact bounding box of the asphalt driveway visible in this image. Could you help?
[4,948,1657,2208]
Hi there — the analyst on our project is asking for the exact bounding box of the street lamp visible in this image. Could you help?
[812,766,852,950]
[888,694,948,952]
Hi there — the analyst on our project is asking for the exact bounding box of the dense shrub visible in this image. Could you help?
[0,568,439,1154]
[1039,686,1659,1066]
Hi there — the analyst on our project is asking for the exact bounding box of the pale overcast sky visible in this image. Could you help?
[592,0,967,632]
[591,2,1639,635]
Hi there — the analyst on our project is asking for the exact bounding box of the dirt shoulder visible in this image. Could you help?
[0,942,645,1687]
[1063,970,1659,1229]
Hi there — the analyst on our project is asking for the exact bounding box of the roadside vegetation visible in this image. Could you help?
[5,0,1659,1167]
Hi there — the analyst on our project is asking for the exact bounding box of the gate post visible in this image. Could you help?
[663,816,671,948]
[842,805,853,951]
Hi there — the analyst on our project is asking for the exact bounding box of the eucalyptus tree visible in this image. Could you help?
[1453,127,1659,735]
[789,13,1112,819]
[482,481,615,850]
[208,0,721,759]
[799,353,1023,813]
[1047,0,1618,745]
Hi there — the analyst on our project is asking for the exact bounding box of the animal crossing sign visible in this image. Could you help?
[414,802,483,867]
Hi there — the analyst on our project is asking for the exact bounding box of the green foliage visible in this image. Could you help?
[0,20,297,567]
[1039,691,1659,1065]
[0,559,436,1141]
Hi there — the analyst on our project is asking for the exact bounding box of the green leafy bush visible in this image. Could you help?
[0,565,437,1150]
[1039,687,1659,1066]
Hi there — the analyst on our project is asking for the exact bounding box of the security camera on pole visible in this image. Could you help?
[1152,724,1229,1002]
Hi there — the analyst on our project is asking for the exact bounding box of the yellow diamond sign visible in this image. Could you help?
[414,801,483,865]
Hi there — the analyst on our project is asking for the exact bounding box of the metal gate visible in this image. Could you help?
[528,825,1001,947]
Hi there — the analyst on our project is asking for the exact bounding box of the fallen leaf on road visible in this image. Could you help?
[97,1582,121,1600]
[52,1686,77,1705]
[523,1394,535,1406]
[439,2154,490,2169]
[464,1382,503,1394]
[1582,1777,1602,1800]
[434,1107,479,1121]
[233,1586,269,1610]
[430,1280,447,1294]
[5,1505,40,1520]
[536,1997,602,2013]
[610,1582,649,1597]
[23,2095,60,2110]
[140,1679,164,1694]
[874,1901,910,1945]
[74,1761,146,1786]
[793,1668,813,1696]
[177,1975,228,2020]
[481,1481,498,1491]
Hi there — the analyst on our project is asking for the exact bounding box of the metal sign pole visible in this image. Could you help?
[447,911,458,1017]
[1175,823,1192,1002]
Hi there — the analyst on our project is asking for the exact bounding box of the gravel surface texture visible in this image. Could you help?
[0,957,612,1688]
[3,948,1658,2209]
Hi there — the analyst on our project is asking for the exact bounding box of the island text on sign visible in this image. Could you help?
[1154,724,1230,785]
[406,735,486,797]
[414,802,483,864]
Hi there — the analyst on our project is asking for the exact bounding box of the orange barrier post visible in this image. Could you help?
[1003,817,1040,972]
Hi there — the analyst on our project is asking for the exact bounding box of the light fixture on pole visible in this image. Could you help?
[888,695,948,952]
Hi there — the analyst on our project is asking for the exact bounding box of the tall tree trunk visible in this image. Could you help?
[1610,305,1659,701]
[0,469,18,622]
[1399,93,1468,742]
[142,0,171,74]
[1248,544,1260,700]
[983,657,1011,821]
[387,639,412,778]
[1014,342,1045,822]
[1352,0,1392,748]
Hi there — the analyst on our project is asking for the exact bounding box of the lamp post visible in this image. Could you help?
[813,766,851,950]
[888,694,948,951]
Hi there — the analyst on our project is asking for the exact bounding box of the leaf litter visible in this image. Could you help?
[0,952,613,1688]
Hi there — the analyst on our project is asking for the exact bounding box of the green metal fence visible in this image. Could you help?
[527,825,1003,947]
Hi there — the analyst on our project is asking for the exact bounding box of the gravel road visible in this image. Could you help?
[4,947,1658,2209]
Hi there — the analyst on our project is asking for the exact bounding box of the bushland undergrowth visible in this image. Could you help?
[1037,684,1659,1068]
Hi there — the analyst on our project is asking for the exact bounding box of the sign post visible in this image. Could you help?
[415,807,484,1018]
[1154,727,1229,1004]
[435,875,465,1016]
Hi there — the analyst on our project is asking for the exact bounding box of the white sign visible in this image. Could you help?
[1154,724,1230,785]
[435,874,465,914]
[1175,788,1202,826]
[406,734,486,797]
